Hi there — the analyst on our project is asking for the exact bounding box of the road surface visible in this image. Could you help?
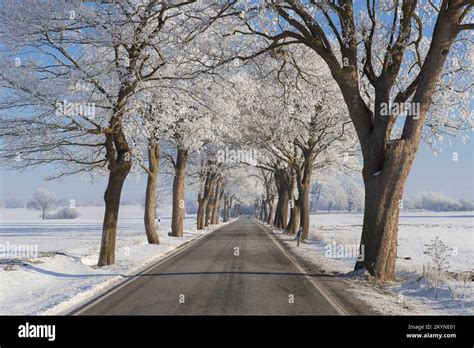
[76,218,364,315]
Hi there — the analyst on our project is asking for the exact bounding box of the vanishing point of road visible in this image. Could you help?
[75,217,370,315]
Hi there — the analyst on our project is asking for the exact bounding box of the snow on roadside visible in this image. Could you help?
[270,211,473,315]
[0,206,228,315]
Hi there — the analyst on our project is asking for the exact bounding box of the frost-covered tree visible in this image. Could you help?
[30,188,57,220]
[253,169,277,224]
[126,97,173,245]
[0,1,234,265]
[189,141,248,229]
[0,1,192,264]
[157,83,218,236]
[194,150,226,229]
[227,0,473,280]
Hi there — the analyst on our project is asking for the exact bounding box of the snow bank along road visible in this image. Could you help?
[74,218,371,315]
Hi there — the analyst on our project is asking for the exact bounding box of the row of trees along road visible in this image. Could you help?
[0,1,472,282]
[0,1,246,266]
[223,0,473,280]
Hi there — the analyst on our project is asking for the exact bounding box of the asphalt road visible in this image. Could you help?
[77,218,348,315]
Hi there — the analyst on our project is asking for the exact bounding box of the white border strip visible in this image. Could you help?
[256,222,348,316]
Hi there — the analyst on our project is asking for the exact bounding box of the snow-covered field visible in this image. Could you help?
[0,206,222,315]
[1,207,472,315]
[274,211,473,315]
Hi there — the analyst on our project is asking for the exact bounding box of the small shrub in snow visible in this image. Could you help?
[447,272,472,305]
[46,208,80,220]
[423,236,450,299]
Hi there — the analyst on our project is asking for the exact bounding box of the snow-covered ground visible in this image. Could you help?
[0,206,224,315]
[273,211,473,315]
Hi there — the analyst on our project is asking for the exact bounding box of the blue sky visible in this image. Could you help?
[0,1,472,205]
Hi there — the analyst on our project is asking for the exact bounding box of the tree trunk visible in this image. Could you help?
[355,140,416,280]
[234,202,241,217]
[212,192,221,225]
[98,113,131,267]
[298,162,313,240]
[211,176,223,225]
[204,177,217,227]
[232,201,239,217]
[228,196,233,219]
[144,140,160,245]
[196,199,205,229]
[171,147,188,237]
[261,195,268,222]
[286,198,300,235]
[225,196,232,220]
[216,184,224,223]
[98,167,129,266]
[232,202,237,217]
[299,185,310,240]
[205,198,214,226]
[274,183,289,229]
[223,194,230,222]
[267,195,275,225]
[286,203,295,234]
[197,172,215,229]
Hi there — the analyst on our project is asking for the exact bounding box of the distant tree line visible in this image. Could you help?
[405,192,473,212]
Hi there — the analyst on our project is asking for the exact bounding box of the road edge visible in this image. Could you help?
[256,220,377,315]
[255,221,349,315]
